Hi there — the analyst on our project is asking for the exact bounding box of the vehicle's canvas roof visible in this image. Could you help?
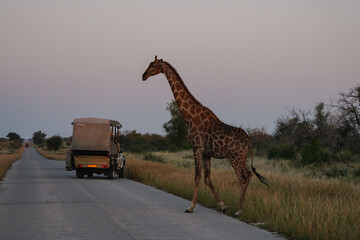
[73,118,122,128]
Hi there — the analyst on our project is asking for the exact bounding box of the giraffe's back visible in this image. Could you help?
[205,120,250,159]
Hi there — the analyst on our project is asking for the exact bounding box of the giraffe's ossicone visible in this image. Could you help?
[142,56,269,217]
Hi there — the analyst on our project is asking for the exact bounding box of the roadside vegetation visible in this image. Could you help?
[34,137,71,160]
[33,131,71,160]
[0,137,24,180]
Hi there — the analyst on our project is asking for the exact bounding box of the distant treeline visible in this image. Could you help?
[244,84,360,165]
[119,130,171,153]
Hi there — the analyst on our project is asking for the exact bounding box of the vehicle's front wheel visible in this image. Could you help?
[118,167,124,178]
[107,169,115,179]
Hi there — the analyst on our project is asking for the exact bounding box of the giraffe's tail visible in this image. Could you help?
[249,143,270,187]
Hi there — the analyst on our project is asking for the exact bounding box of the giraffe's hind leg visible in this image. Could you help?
[229,155,253,217]
[203,156,228,213]
[185,148,203,213]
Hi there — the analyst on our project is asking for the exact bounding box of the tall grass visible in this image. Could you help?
[0,145,24,180]
[126,156,360,240]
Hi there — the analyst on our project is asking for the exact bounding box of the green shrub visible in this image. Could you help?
[129,146,144,153]
[267,144,296,160]
[177,161,193,168]
[323,166,349,178]
[354,167,360,177]
[168,144,179,152]
[9,141,22,150]
[336,149,355,162]
[120,130,169,153]
[301,139,330,165]
[46,135,63,151]
[143,153,165,163]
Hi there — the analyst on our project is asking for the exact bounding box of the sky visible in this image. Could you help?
[1,0,359,139]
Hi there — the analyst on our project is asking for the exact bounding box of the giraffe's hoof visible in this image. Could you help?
[222,206,229,214]
[185,209,193,213]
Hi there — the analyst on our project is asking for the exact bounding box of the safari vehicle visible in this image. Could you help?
[65,118,125,179]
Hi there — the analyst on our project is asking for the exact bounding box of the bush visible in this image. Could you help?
[143,153,165,163]
[301,138,330,165]
[168,144,180,152]
[46,135,63,151]
[354,167,360,177]
[247,127,273,156]
[119,130,169,153]
[335,149,354,162]
[267,144,296,160]
[323,166,349,178]
[9,141,22,150]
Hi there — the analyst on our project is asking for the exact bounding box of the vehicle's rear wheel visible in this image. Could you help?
[107,169,115,179]
[76,169,84,178]
[88,172,93,178]
[118,167,124,178]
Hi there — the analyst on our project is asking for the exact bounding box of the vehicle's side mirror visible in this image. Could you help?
[119,149,123,154]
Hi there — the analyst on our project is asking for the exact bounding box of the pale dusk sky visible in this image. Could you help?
[1,0,359,139]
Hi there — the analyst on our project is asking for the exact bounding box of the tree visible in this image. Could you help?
[336,84,360,133]
[6,132,21,141]
[313,102,338,155]
[46,135,63,151]
[274,109,314,150]
[32,131,46,145]
[163,99,190,151]
[119,130,169,153]
[247,127,273,156]
[314,102,330,139]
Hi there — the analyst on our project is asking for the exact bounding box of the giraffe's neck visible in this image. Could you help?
[162,62,203,122]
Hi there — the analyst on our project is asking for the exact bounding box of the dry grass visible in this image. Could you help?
[126,152,360,240]
[0,141,24,180]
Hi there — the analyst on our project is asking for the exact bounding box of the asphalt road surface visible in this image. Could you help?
[0,147,285,240]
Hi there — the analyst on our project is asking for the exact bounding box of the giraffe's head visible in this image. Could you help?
[142,56,164,81]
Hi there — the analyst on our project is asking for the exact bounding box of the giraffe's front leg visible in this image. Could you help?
[185,148,202,213]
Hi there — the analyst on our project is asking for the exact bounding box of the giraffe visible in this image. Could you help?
[142,56,269,216]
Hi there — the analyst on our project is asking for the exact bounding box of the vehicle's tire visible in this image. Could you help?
[88,172,93,178]
[107,169,115,179]
[76,169,84,178]
[118,167,124,178]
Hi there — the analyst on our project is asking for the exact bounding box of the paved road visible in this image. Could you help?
[0,147,284,240]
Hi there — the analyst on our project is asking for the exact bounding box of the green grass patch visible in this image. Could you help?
[143,153,165,163]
